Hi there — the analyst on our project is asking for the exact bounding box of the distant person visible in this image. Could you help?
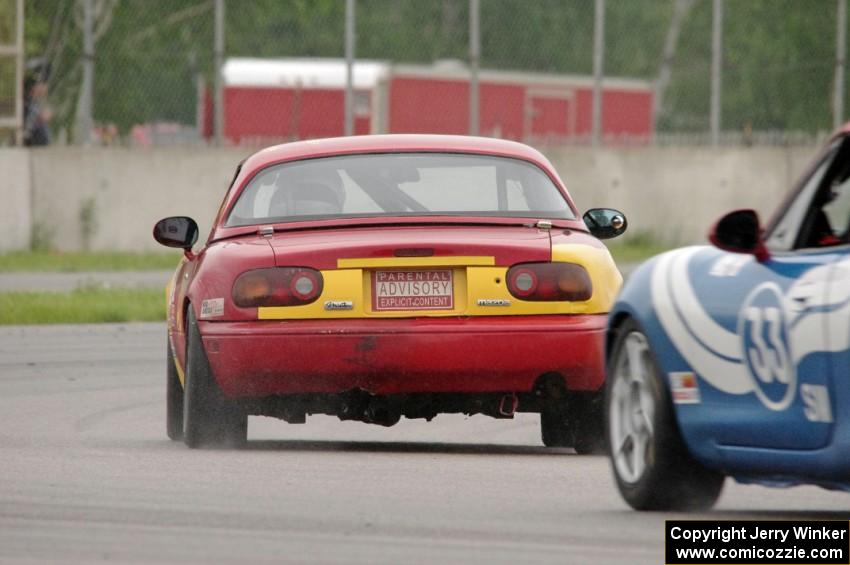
[102,123,119,146]
[23,77,52,146]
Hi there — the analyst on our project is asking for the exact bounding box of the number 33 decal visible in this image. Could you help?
[738,283,797,411]
[743,306,791,385]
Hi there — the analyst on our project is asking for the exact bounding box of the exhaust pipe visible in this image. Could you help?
[498,394,518,417]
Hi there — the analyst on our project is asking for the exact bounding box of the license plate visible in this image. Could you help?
[372,270,454,311]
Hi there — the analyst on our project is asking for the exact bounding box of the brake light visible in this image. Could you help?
[232,268,323,307]
[507,267,539,298]
[290,270,320,300]
[506,262,592,301]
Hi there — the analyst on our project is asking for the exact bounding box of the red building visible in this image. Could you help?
[208,58,654,145]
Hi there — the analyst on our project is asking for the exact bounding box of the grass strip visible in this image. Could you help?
[606,232,672,264]
[0,287,166,325]
[608,242,671,264]
[0,251,182,272]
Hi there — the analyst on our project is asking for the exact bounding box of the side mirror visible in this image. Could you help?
[153,216,198,251]
[709,209,770,262]
[583,208,628,239]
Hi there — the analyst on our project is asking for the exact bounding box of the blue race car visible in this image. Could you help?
[606,130,850,510]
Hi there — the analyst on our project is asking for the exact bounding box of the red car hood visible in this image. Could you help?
[265,225,552,269]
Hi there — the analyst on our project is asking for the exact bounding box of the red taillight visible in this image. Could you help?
[289,270,320,301]
[507,267,539,298]
[506,262,592,302]
[232,268,323,307]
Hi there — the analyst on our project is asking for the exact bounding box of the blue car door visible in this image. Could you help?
[707,137,850,449]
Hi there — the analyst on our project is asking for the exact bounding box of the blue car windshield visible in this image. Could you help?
[225,152,575,227]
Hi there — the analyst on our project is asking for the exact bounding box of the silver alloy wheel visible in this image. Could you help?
[609,331,656,484]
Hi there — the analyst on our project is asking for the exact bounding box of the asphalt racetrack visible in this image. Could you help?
[1,323,847,564]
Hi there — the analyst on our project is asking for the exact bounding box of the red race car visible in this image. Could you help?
[154,135,626,449]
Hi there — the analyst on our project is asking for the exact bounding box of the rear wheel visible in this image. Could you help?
[166,338,183,441]
[183,309,248,448]
[540,405,571,447]
[606,319,724,510]
[570,392,605,455]
[540,394,605,453]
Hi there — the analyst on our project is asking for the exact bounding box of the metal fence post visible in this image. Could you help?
[0,0,25,144]
[469,0,480,136]
[835,0,847,130]
[214,0,225,146]
[591,0,605,147]
[655,0,695,131]
[710,0,723,146]
[14,0,24,146]
[345,0,355,136]
[74,0,94,145]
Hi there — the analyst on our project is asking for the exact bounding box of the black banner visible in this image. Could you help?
[666,520,849,565]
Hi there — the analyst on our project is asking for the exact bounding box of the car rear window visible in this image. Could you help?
[225,153,575,226]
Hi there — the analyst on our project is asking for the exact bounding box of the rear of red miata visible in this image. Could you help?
[155,135,626,449]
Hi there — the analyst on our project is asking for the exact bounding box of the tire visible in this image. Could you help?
[606,319,724,511]
[540,387,605,453]
[183,309,248,448]
[166,337,184,441]
[570,392,606,455]
[540,405,571,448]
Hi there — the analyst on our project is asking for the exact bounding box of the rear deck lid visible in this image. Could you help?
[257,224,555,319]
[266,224,551,269]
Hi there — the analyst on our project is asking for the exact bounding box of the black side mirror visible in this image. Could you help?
[153,216,199,250]
[709,209,770,262]
[583,208,628,239]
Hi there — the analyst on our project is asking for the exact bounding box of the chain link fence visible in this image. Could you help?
[11,0,849,148]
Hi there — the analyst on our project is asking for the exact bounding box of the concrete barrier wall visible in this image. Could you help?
[0,150,32,252]
[29,148,249,252]
[545,145,819,244]
[1,145,823,252]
